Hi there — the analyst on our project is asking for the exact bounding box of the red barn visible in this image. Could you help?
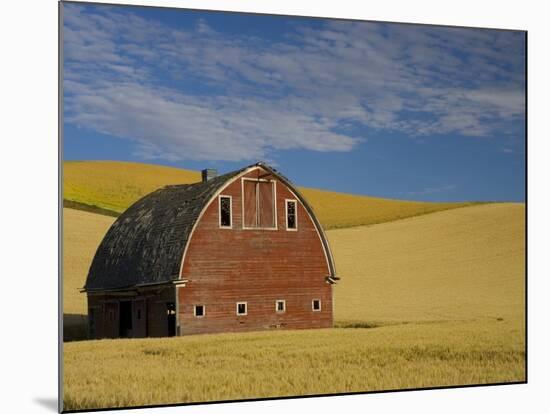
[84,162,339,338]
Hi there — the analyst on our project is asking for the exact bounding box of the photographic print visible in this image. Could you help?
[60,1,526,411]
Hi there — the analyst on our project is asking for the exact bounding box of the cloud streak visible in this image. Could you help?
[400,184,457,197]
[63,4,525,162]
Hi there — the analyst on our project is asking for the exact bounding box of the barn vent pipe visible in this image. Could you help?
[201,168,218,182]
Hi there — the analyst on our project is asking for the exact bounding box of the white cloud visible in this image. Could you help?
[63,4,525,162]
[401,184,457,197]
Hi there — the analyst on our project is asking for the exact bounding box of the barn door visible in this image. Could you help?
[88,307,97,339]
[258,181,275,228]
[104,302,119,338]
[133,299,146,338]
[243,179,275,228]
[119,300,133,338]
[243,180,258,227]
[166,302,176,337]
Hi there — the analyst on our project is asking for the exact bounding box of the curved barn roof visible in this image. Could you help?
[85,162,337,291]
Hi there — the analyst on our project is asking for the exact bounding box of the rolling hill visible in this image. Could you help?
[63,160,477,229]
[62,202,525,409]
[63,203,525,324]
[329,202,525,324]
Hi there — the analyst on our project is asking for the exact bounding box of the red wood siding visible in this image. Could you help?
[179,167,333,335]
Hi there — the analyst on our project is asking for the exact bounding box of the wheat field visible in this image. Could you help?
[62,208,114,340]
[64,320,524,410]
[329,203,525,324]
[63,161,474,229]
[62,203,525,410]
[64,161,201,213]
[63,208,114,316]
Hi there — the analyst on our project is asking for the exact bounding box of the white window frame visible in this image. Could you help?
[285,199,298,231]
[194,305,206,318]
[236,301,248,316]
[218,195,233,229]
[312,299,321,312]
[241,178,278,230]
[275,299,286,313]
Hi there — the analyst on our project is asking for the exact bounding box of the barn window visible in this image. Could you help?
[286,200,297,230]
[276,300,286,313]
[136,309,141,320]
[194,305,205,317]
[312,299,321,311]
[242,179,276,229]
[219,196,232,228]
[236,302,247,315]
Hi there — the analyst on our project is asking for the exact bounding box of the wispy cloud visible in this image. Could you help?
[63,4,525,162]
[400,184,457,197]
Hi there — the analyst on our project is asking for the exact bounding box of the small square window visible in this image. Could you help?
[312,299,321,311]
[194,305,205,317]
[237,302,247,315]
[276,300,286,313]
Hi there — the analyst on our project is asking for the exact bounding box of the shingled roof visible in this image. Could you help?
[85,165,248,291]
[85,162,337,291]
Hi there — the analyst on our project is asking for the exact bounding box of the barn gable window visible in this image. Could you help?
[312,299,321,311]
[219,195,232,228]
[242,178,276,229]
[194,305,205,317]
[275,300,286,313]
[236,302,247,315]
[285,200,297,230]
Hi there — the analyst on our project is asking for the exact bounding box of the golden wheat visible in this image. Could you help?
[64,161,201,213]
[63,208,114,316]
[299,187,475,229]
[62,203,525,410]
[63,319,524,410]
[330,203,525,323]
[63,161,473,229]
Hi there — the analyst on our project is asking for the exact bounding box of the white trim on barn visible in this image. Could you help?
[193,304,206,317]
[236,301,248,316]
[284,185,334,281]
[177,164,336,284]
[312,299,321,312]
[177,165,259,278]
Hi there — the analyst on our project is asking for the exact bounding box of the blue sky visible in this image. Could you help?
[62,2,526,202]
